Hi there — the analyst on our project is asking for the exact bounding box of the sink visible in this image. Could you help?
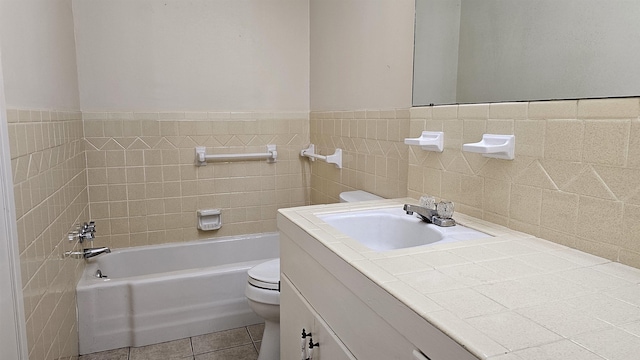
[318,207,491,251]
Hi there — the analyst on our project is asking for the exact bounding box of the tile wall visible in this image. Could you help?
[83,111,310,249]
[408,98,640,269]
[309,109,410,203]
[7,108,87,360]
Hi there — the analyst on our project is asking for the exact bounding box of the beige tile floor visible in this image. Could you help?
[79,324,264,360]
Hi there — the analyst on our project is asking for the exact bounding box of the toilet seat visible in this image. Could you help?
[246,259,280,305]
[248,258,279,290]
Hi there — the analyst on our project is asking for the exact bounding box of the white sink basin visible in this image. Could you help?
[319,207,491,251]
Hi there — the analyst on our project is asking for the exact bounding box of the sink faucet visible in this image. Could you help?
[403,203,456,227]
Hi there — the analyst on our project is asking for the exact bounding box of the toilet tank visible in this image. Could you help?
[339,190,383,203]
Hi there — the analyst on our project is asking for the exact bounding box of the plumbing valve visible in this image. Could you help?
[69,220,97,243]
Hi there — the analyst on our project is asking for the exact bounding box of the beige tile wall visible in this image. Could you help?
[83,111,310,249]
[7,108,87,360]
[309,110,411,203]
[408,98,640,269]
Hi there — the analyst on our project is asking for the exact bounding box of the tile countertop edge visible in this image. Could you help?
[278,198,640,360]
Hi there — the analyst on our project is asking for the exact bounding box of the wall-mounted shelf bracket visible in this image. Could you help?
[462,134,515,160]
[404,131,444,152]
[300,144,342,169]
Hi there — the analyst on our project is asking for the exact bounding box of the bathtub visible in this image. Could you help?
[77,232,279,355]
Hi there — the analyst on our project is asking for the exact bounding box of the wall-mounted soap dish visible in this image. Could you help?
[462,134,515,160]
[404,131,444,152]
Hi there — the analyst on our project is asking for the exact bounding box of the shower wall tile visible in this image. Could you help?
[308,109,410,203]
[409,97,640,269]
[7,108,87,360]
[83,111,310,248]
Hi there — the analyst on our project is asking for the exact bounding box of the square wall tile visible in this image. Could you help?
[540,190,579,235]
[527,100,577,119]
[582,120,630,166]
[578,98,640,119]
[577,196,623,246]
[509,184,542,225]
[544,120,583,162]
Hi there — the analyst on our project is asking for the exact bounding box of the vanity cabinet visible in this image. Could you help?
[279,213,478,360]
[280,276,356,360]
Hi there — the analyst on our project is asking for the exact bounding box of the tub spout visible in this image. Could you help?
[83,247,111,259]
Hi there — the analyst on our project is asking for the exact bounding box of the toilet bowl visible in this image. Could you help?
[245,258,280,360]
[245,190,383,360]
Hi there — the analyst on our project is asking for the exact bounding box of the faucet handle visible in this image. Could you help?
[419,195,436,210]
[79,232,95,241]
[436,201,455,219]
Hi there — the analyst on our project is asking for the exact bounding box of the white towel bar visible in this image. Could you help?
[195,145,277,166]
[300,144,342,168]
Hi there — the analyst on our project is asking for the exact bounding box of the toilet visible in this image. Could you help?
[245,190,383,360]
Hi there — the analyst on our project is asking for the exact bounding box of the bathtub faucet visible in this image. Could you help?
[83,247,111,258]
[65,247,111,259]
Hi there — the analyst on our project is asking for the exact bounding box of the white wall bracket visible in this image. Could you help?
[462,134,515,160]
[195,145,277,166]
[404,131,444,152]
[300,144,342,169]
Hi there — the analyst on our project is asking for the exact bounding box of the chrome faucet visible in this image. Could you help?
[403,203,456,227]
[65,247,111,259]
[68,221,97,243]
[83,247,111,258]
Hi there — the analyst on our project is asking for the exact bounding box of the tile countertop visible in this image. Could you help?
[278,199,640,360]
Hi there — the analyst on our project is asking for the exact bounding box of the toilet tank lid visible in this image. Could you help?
[248,258,280,284]
[339,190,384,202]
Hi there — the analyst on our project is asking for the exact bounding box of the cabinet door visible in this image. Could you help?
[281,275,315,360]
[280,275,355,360]
[310,304,356,360]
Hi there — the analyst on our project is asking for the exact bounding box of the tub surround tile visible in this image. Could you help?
[279,199,640,360]
[84,111,310,248]
[7,109,86,360]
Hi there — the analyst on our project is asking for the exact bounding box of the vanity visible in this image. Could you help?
[278,199,640,360]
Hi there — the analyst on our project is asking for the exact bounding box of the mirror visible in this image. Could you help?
[413,0,640,106]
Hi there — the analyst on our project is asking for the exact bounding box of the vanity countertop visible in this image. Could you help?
[279,198,640,360]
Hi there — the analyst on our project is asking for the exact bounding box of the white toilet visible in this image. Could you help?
[245,190,383,360]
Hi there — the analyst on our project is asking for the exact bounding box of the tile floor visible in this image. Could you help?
[79,324,264,360]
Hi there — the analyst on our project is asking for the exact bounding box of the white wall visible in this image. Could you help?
[0,0,80,109]
[73,0,310,112]
[310,0,415,111]
[413,0,461,106]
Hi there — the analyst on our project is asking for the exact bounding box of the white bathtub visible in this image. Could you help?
[77,232,279,355]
